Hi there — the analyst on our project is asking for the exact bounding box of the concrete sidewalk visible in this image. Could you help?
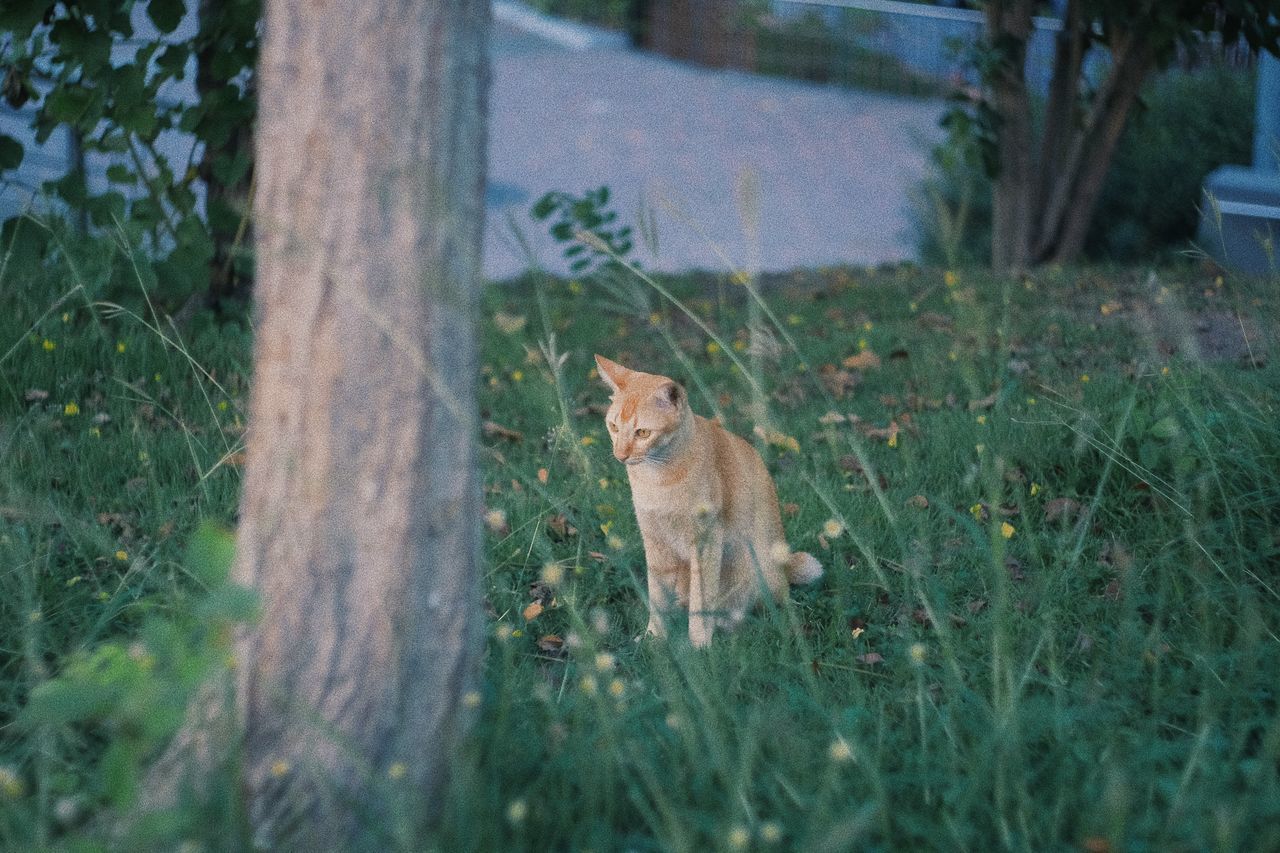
[485,15,946,280]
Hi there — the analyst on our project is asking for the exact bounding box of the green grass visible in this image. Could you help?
[1,247,1278,850]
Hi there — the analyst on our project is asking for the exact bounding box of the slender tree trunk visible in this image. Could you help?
[1033,0,1085,233]
[1046,40,1153,263]
[984,0,1036,273]
[232,0,490,846]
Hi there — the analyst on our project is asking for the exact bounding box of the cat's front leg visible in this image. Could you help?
[638,520,680,640]
[645,568,670,639]
[688,524,724,648]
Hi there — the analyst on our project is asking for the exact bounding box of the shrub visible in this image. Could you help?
[917,64,1257,265]
[1087,64,1256,260]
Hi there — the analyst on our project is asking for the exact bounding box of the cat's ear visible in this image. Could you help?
[594,354,631,393]
[654,381,683,411]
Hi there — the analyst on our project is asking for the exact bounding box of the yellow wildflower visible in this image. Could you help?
[823,519,844,538]
[387,762,407,779]
[42,339,55,351]
[63,402,79,416]
[1001,522,1015,539]
[115,550,128,561]
[829,738,853,763]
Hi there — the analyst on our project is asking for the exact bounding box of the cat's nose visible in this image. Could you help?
[614,447,628,462]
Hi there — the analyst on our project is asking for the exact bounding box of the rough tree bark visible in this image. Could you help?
[231,0,490,846]
[983,0,1160,271]
[985,0,1036,272]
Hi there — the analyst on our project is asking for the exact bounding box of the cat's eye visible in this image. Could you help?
[634,428,651,438]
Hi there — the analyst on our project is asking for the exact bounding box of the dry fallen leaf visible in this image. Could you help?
[818,411,847,425]
[537,468,549,484]
[917,311,954,332]
[842,350,881,370]
[24,388,49,402]
[493,311,527,335]
[482,420,524,443]
[536,634,565,653]
[522,601,544,621]
[967,390,999,411]
[856,652,884,665]
[818,365,860,399]
[545,514,578,541]
[1044,497,1082,523]
[905,494,929,509]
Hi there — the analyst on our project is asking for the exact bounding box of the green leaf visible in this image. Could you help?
[146,0,186,34]
[24,678,116,726]
[1150,416,1181,439]
[105,163,134,184]
[85,191,127,227]
[0,216,50,279]
[211,148,252,186]
[0,1,49,33]
[194,584,259,625]
[155,43,191,78]
[0,134,23,171]
[100,740,139,808]
[531,193,558,220]
[185,521,236,585]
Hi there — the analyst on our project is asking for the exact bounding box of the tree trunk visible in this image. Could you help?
[1046,39,1153,263]
[1033,0,1085,233]
[985,0,1036,273]
[233,0,490,846]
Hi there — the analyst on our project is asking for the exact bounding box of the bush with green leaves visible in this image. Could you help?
[917,64,1257,266]
[531,186,636,275]
[0,0,258,304]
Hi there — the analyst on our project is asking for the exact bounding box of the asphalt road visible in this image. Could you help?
[485,19,946,280]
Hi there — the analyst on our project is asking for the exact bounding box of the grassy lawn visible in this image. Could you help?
[1,255,1277,849]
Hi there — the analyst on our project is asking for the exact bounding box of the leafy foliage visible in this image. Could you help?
[0,0,259,303]
[531,186,635,274]
[918,64,1256,264]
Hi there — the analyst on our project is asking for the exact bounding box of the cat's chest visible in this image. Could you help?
[628,472,720,535]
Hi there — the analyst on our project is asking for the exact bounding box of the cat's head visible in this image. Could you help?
[594,355,687,466]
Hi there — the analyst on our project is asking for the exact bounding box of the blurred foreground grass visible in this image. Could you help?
[1,257,1277,850]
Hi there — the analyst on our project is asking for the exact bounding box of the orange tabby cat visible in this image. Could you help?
[595,354,822,647]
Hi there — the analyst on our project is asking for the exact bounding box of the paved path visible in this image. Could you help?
[2,10,946,282]
[486,18,946,279]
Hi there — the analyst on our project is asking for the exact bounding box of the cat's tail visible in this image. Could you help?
[785,551,823,586]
